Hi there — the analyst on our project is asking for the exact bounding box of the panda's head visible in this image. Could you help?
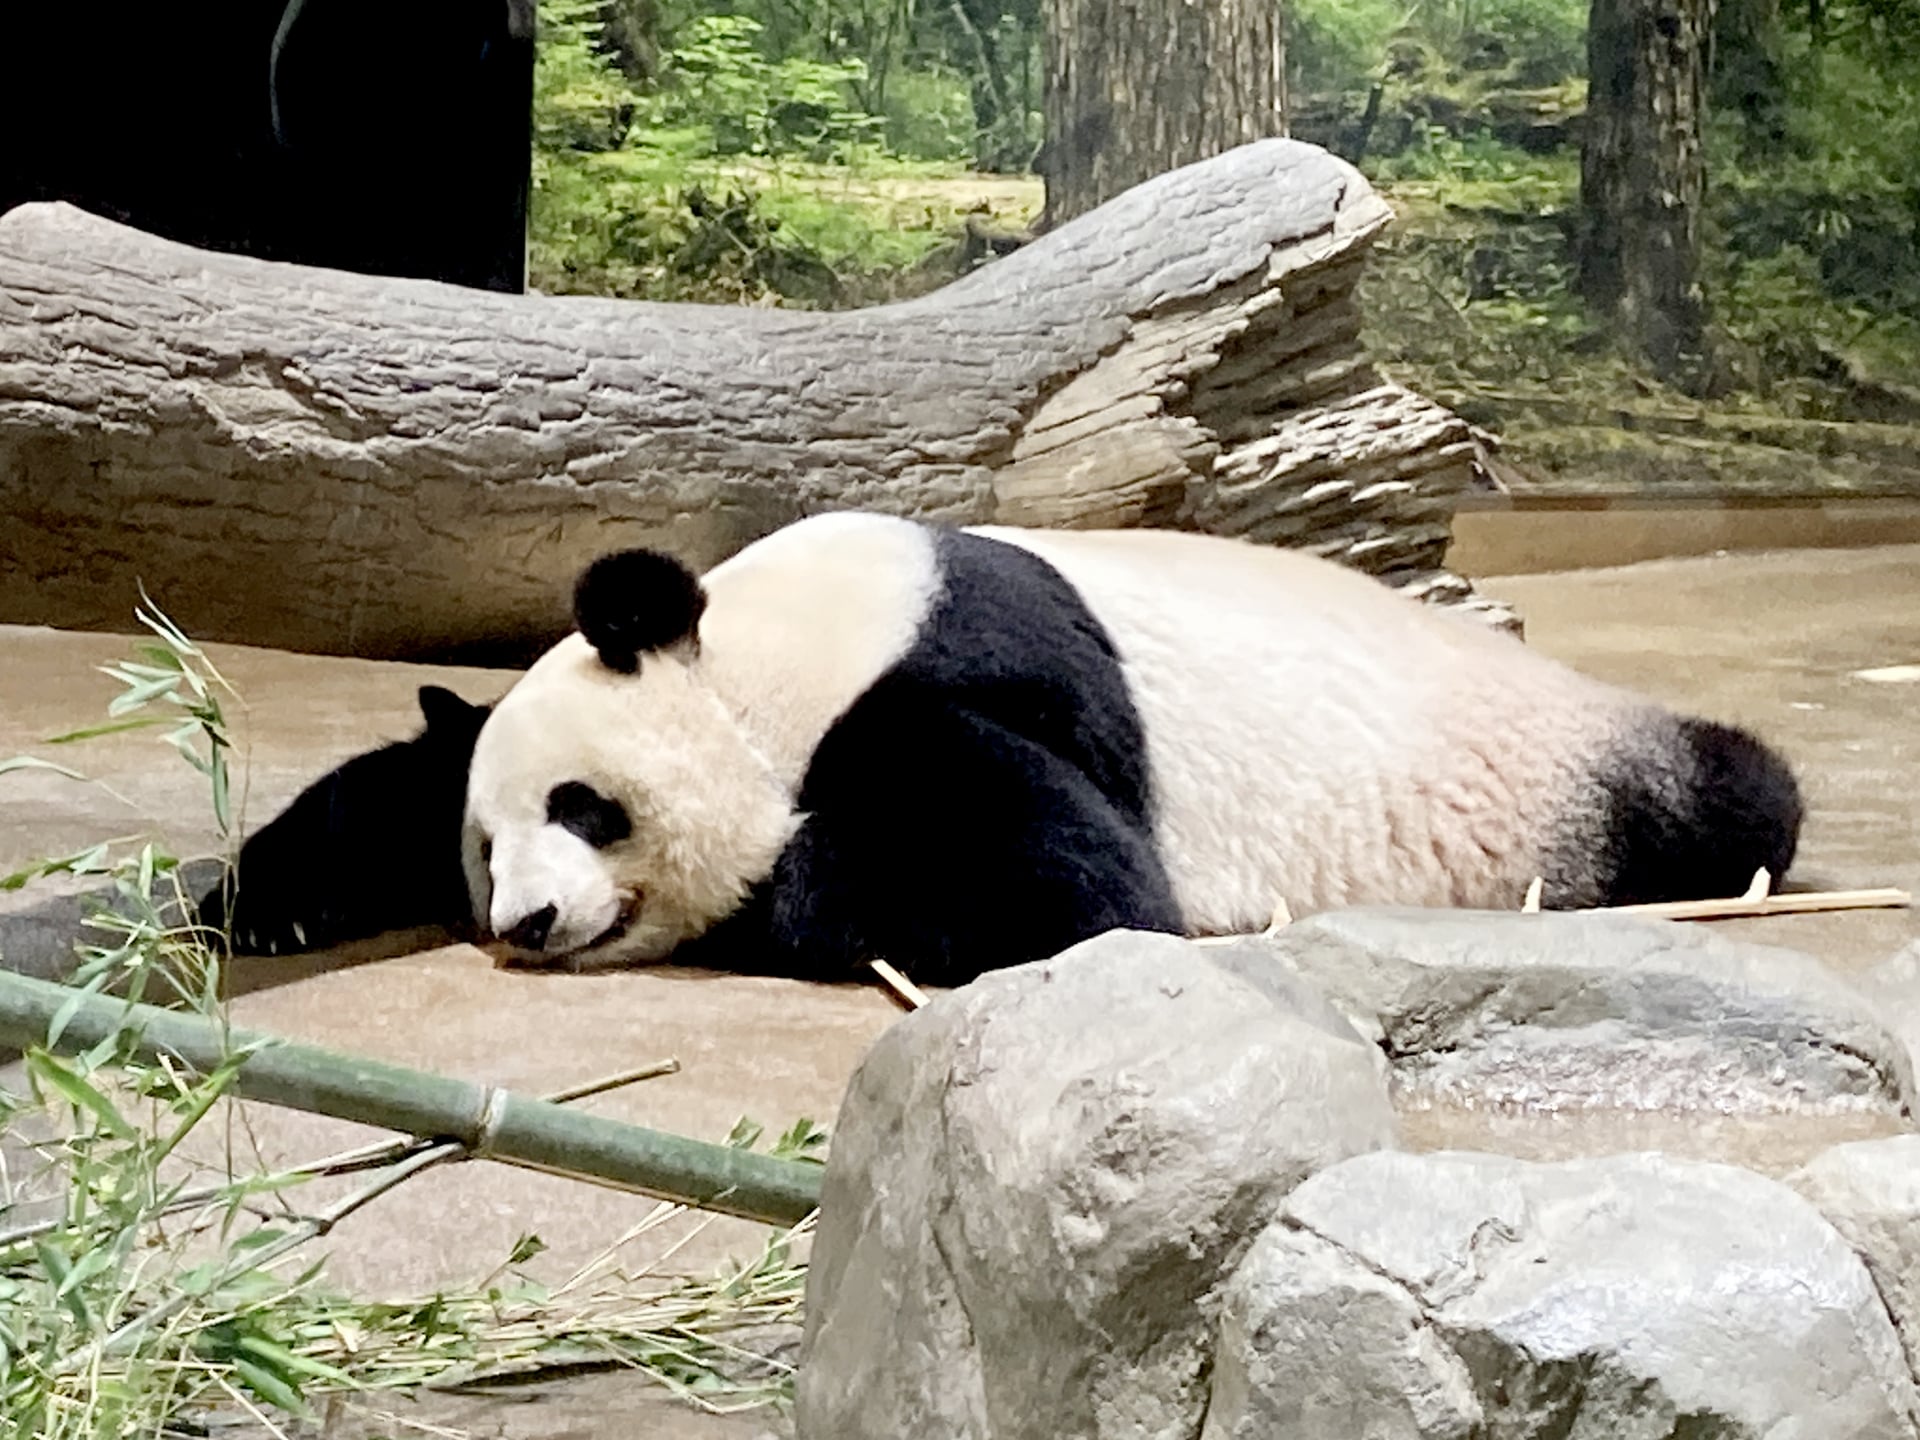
[464,549,798,967]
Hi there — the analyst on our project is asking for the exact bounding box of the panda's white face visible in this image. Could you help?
[463,635,798,967]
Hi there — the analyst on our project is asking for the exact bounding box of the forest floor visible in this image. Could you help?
[695,163,1920,501]
[1359,182,1920,499]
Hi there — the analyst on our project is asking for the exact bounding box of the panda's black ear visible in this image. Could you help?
[417,686,489,740]
[573,549,708,674]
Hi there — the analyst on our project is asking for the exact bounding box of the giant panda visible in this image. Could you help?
[463,512,1802,985]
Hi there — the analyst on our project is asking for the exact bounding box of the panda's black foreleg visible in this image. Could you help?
[725,704,1182,987]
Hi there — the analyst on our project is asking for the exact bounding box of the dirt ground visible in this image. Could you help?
[1,541,1915,1438]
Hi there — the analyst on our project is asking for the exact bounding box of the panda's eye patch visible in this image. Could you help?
[546,782,632,849]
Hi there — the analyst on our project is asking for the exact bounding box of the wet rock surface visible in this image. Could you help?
[796,931,1398,1440]
[1274,1150,1920,1439]
[1202,1223,1480,1440]
[1216,907,1915,1116]
[1790,1134,1920,1387]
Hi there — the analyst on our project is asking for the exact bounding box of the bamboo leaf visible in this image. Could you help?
[212,756,233,834]
[2,844,115,892]
[112,661,184,682]
[107,674,180,716]
[26,1049,136,1139]
[46,973,111,1050]
[134,643,184,672]
[151,1057,246,1167]
[42,717,172,745]
[233,1355,310,1415]
[56,1243,115,1299]
[229,1226,294,1255]
[32,1242,93,1325]
[237,1333,354,1387]
[166,721,213,775]
[0,755,89,782]
[724,1116,764,1150]
[135,592,199,656]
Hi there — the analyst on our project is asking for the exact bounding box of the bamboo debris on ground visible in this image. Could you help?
[868,958,930,1011]
[1145,868,1908,956]
[1600,884,1912,921]
[0,970,820,1225]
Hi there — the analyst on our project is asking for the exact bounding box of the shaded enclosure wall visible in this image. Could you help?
[0,0,532,293]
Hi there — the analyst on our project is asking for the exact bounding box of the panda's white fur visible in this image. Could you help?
[973,523,1638,929]
[466,512,1797,976]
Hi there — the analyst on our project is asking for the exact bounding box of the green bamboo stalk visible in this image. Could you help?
[0,970,821,1226]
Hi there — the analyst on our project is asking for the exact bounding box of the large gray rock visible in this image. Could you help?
[1219,908,1912,1115]
[1857,944,1920,1099]
[795,930,1398,1440]
[1270,1150,1920,1438]
[0,858,224,984]
[1791,1135,1920,1388]
[1202,1223,1481,1440]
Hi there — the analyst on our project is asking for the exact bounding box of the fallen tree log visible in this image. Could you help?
[0,138,1504,664]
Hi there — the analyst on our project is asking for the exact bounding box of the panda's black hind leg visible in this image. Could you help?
[709,704,1182,987]
[1586,715,1804,906]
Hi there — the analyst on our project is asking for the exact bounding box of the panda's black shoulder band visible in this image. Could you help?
[574,549,707,673]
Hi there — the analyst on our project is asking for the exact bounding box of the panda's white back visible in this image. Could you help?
[976,524,1642,929]
[698,512,942,788]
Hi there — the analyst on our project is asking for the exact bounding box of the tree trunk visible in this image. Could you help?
[1711,0,1787,152]
[948,0,1027,172]
[1578,0,1717,382]
[1041,0,1288,227]
[0,140,1506,666]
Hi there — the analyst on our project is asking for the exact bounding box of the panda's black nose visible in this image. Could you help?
[502,903,557,952]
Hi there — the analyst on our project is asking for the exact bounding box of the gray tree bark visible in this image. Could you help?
[0,140,1503,665]
[1579,0,1717,381]
[1042,0,1288,227]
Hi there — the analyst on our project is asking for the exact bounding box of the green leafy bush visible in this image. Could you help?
[1290,0,1587,96]
[536,0,636,152]
[650,14,883,160]
[878,67,978,163]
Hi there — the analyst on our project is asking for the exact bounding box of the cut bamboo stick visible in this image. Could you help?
[1187,872,1908,949]
[868,958,929,1010]
[1593,885,1911,922]
[0,971,819,1226]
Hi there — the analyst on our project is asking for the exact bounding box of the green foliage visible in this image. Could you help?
[533,0,985,303]
[1290,0,1587,96]
[1370,128,1579,213]
[651,14,882,161]
[530,0,1041,305]
[524,0,1919,417]
[1289,0,1405,96]
[878,67,979,163]
[1360,153,1597,405]
[1709,32,1920,386]
[537,0,636,152]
